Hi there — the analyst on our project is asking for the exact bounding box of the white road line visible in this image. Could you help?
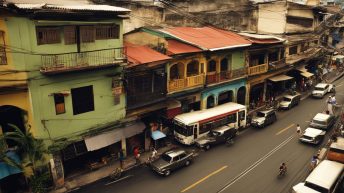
[104,175,133,186]
[217,135,294,193]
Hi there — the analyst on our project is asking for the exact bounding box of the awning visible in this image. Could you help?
[301,72,314,78]
[296,65,308,72]
[268,75,293,82]
[0,151,21,180]
[85,121,146,151]
[151,130,166,140]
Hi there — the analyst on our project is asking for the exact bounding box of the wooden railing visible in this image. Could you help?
[268,58,286,70]
[248,64,268,76]
[40,47,126,74]
[206,71,232,84]
[168,74,205,92]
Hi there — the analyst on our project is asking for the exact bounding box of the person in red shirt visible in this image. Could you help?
[134,147,140,164]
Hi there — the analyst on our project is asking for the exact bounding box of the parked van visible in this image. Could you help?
[327,137,344,164]
[309,113,336,131]
[279,93,301,110]
[292,160,344,193]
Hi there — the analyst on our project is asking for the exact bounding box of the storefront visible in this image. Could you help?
[249,82,265,108]
[267,74,294,99]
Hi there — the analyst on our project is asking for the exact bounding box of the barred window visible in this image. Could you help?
[36,27,61,45]
[64,26,76,45]
[0,31,7,65]
[71,86,95,115]
[80,26,95,43]
[96,25,120,40]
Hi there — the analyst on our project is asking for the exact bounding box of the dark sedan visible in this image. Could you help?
[149,149,193,176]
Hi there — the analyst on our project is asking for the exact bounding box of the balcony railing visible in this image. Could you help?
[232,68,247,78]
[248,64,268,76]
[40,48,126,74]
[268,58,286,71]
[168,74,205,93]
[206,71,232,84]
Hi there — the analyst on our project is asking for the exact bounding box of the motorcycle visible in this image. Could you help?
[278,167,287,177]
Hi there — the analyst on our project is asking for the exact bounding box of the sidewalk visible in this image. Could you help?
[50,144,175,193]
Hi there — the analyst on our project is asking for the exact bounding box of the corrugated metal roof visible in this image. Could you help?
[160,27,251,51]
[239,32,285,44]
[6,0,90,5]
[9,3,130,12]
[166,39,202,55]
[125,42,171,67]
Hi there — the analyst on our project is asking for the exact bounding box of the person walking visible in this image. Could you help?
[134,147,140,164]
[119,149,125,169]
[296,124,302,136]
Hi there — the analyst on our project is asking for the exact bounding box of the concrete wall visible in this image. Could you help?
[257,2,287,34]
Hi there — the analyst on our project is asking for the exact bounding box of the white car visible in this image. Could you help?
[311,83,334,98]
[299,127,326,145]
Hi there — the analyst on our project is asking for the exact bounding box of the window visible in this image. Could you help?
[0,31,7,65]
[249,54,265,66]
[54,94,65,115]
[96,25,120,40]
[36,27,61,45]
[80,26,95,43]
[64,26,76,45]
[287,16,313,28]
[62,141,88,160]
[280,48,285,59]
[71,86,95,115]
[207,60,216,72]
[268,52,279,62]
[187,60,199,76]
[301,43,308,52]
[220,57,230,71]
[289,46,298,55]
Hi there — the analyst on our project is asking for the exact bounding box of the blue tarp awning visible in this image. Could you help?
[0,151,22,180]
[151,130,166,140]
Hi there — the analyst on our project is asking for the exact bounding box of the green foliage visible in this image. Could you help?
[29,172,52,193]
[0,134,22,169]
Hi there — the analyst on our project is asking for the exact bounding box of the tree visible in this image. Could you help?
[0,135,21,169]
[4,124,46,176]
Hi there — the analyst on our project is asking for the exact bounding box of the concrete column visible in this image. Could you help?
[246,84,250,107]
[121,138,127,157]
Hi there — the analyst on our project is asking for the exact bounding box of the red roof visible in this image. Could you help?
[248,38,283,44]
[166,39,202,55]
[161,27,251,51]
[125,42,171,67]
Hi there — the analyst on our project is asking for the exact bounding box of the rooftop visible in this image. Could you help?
[159,27,251,51]
[166,39,202,55]
[239,32,285,44]
[313,113,331,121]
[125,42,171,67]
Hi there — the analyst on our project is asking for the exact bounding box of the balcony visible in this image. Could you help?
[40,48,126,75]
[268,58,286,71]
[232,68,247,79]
[206,71,232,85]
[168,74,205,93]
[248,64,268,76]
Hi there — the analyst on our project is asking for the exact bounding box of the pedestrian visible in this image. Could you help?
[296,124,302,136]
[310,156,319,171]
[119,149,125,169]
[316,149,321,159]
[150,148,157,161]
[134,147,140,164]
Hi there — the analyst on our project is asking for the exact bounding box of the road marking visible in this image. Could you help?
[181,165,228,193]
[217,135,294,193]
[104,175,133,186]
[275,124,295,135]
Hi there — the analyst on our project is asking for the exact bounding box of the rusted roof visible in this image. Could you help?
[166,39,202,55]
[239,33,285,44]
[7,3,130,12]
[125,42,171,67]
[160,27,251,51]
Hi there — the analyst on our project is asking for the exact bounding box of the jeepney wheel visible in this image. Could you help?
[185,160,191,166]
[205,144,210,150]
[164,170,171,176]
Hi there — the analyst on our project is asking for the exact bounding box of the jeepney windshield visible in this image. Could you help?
[174,121,193,137]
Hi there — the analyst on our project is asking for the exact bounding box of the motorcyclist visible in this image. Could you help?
[279,162,287,175]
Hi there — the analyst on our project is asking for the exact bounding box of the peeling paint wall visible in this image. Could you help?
[257,2,287,34]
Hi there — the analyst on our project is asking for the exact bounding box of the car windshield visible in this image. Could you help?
[161,154,172,162]
[256,112,265,117]
[314,86,325,91]
[283,97,292,102]
[302,135,314,140]
[312,120,326,125]
[174,122,193,137]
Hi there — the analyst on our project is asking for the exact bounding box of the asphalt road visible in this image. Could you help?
[73,78,344,193]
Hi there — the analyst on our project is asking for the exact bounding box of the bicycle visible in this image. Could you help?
[109,167,123,181]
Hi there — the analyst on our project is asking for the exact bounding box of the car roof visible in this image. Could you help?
[258,109,275,114]
[283,93,301,99]
[330,137,344,150]
[315,83,328,88]
[213,125,232,133]
[313,113,331,121]
[165,149,185,157]
[303,128,324,137]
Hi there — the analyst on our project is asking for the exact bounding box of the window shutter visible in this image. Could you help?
[80,26,95,43]
[64,26,76,45]
[0,31,7,65]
